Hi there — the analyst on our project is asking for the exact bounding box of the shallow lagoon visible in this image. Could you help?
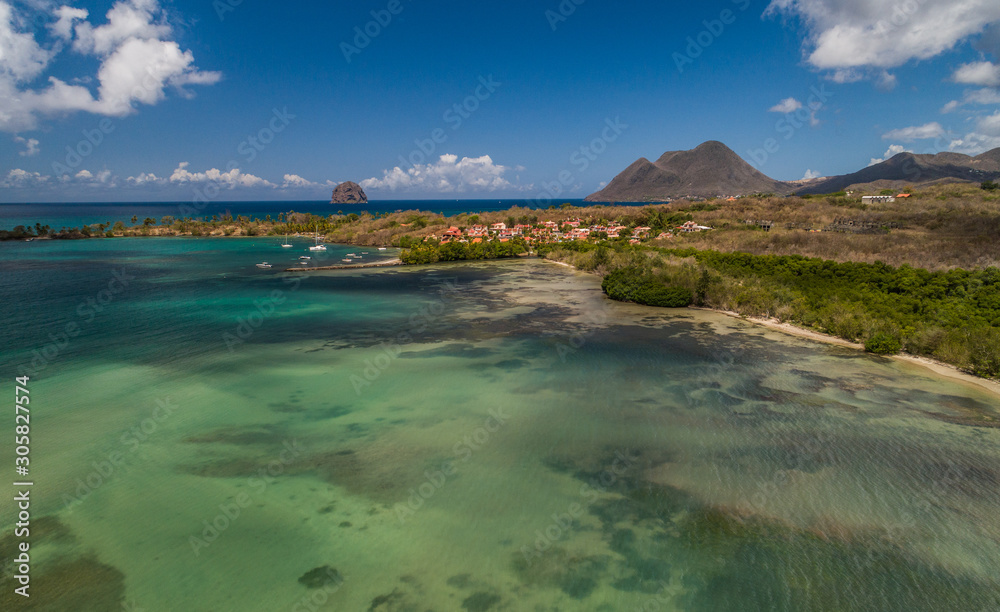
[1,238,998,611]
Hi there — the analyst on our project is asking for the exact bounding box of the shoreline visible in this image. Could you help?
[538,258,1000,399]
[696,307,1000,399]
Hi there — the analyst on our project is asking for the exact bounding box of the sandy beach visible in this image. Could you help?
[701,308,1000,400]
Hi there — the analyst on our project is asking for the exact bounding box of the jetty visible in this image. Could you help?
[284,259,403,272]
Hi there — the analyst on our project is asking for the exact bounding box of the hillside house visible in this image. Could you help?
[678,221,713,233]
[862,195,895,204]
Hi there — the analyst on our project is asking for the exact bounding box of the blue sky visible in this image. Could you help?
[2,0,1000,202]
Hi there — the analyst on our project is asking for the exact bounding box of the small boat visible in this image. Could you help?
[281,234,292,248]
[378,247,387,251]
[308,226,327,251]
[299,256,311,260]
[256,262,272,269]
[342,259,352,263]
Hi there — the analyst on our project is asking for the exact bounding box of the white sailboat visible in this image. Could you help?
[309,227,327,252]
[281,234,293,248]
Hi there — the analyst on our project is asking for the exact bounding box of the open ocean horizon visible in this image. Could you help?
[0,199,610,231]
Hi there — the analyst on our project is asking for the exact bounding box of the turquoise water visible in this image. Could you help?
[1,237,999,611]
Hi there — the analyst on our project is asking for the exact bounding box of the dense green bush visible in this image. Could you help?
[865,333,902,355]
[602,267,693,307]
[400,239,527,264]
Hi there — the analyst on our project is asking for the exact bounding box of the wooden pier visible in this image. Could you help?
[284,259,403,272]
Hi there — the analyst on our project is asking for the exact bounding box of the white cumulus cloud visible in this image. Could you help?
[14,136,39,156]
[769,97,803,113]
[281,174,315,188]
[766,0,1000,83]
[124,172,164,185]
[2,168,49,187]
[801,169,822,179]
[48,5,88,40]
[868,144,910,166]
[361,154,519,193]
[947,131,1000,154]
[942,87,1000,113]
[0,0,220,132]
[1,163,344,195]
[168,162,274,188]
[952,60,1000,86]
[279,174,336,189]
[881,122,946,142]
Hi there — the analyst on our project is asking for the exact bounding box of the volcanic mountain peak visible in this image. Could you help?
[586,141,791,202]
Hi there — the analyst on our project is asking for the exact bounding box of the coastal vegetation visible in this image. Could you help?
[6,182,999,378]
[540,240,1000,378]
[6,182,999,270]
[399,238,527,264]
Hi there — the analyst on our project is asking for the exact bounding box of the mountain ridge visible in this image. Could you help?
[585,142,1000,201]
[798,150,1000,194]
[585,141,791,201]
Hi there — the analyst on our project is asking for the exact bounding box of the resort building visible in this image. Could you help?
[678,221,713,232]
